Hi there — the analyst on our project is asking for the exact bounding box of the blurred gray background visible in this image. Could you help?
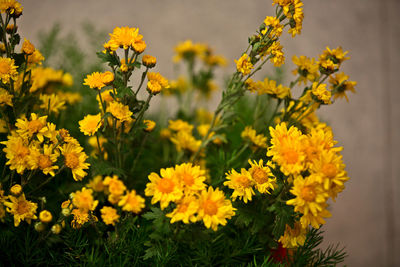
[18,0,400,266]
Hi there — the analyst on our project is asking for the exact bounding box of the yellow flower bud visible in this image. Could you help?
[61,208,71,216]
[39,210,53,223]
[22,39,35,55]
[51,224,62,234]
[101,71,114,85]
[143,120,156,132]
[34,222,45,232]
[142,55,156,68]
[10,184,22,195]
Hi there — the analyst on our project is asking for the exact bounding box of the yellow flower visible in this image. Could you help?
[278,222,307,248]
[57,92,82,105]
[86,175,105,192]
[39,94,67,115]
[0,57,18,83]
[4,193,37,227]
[174,163,206,194]
[15,113,48,142]
[22,38,35,55]
[329,72,357,102]
[256,77,291,99]
[147,72,169,94]
[107,101,133,122]
[28,144,59,176]
[168,119,193,133]
[39,210,52,223]
[241,126,267,149]
[266,41,284,67]
[143,119,156,132]
[145,167,183,210]
[320,46,349,66]
[79,113,102,136]
[83,72,105,90]
[109,26,141,50]
[0,87,13,106]
[173,40,207,62]
[267,123,306,176]
[311,82,331,104]
[60,143,90,181]
[27,49,44,67]
[103,175,126,197]
[142,55,157,68]
[71,187,98,212]
[197,186,236,231]
[10,184,22,195]
[1,134,30,174]
[248,159,276,194]
[170,131,201,153]
[101,71,114,85]
[100,206,120,226]
[262,16,283,37]
[235,53,253,76]
[299,203,331,229]
[71,208,90,229]
[118,190,145,214]
[51,224,62,234]
[292,55,319,83]
[224,168,255,203]
[166,195,199,224]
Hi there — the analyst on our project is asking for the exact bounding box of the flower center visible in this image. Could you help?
[157,178,174,193]
[301,186,316,202]
[65,152,79,169]
[283,149,299,164]
[203,199,218,216]
[252,168,268,184]
[322,163,337,178]
[181,172,194,186]
[178,203,189,213]
[17,200,29,215]
[28,120,44,135]
[0,61,10,74]
[305,146,318,161]
[234,175,251,188]
[16,145,29,159]
[38,154,52,169]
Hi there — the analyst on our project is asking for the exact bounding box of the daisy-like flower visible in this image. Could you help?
[0,57,18,83]
[197,186,236,231]
[71,187,98,212]
[292,55,319,84]
[71,208,90,229]
[311,82,331,104]
[107,101,133,122]
[118,190,145,214]
[170,131,201,153]
[4,193,38,227]
[224,168,255,203]
[319,46,349,66]
[168,119,193,133]
[0,87,13,106]
[79,113,102,136]
[28,144,59,176]
[103,175,126,197]
[286,175,329,218]
[39,94,66,115]
[278,222,307,248]
[234,53,253,76]
[174,163,206,194]
[329,72,357,102]
[100,206,120,226]
[109,26,139,50]
[147,72,169,94]
[15,113,48,142]
[241,126,268,149]
[60,143,90,181]
[166,195,199,224]
[299,203,332,229]
[1,134,30,174]
[256,77,291,99]
[266,41,285,67]
[83,72,105,90]
[248,159,276,194]
[145,167,183,210]
[86,175,105,192]
[262,16,283,37]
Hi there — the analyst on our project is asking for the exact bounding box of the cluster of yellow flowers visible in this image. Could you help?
[60,175,145,229]
[246,77,291,99]
[173,40,226,67]
[145,163,235,231]
[1,113,89,180]
[241,126,268,150]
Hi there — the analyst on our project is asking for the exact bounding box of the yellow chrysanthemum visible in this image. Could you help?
[4,193,37,227]
[311,82,331,104]
[15,113,48,142]
[248,159,276,194]
[39,94,66,115]
[107,101,133,122]
[235,53,253,76]
[10,184,22,195]
[60,143,90,181]
[0,0,23,15]
[147,72,169,94]
[0,87,13,106]
[170,131,201,153]
[86,175,105,192]
[1,134,30,174]
[142,55,157,68]
[0,57,18,83]
[174,163,206,193]
[145,167,183,210]
[79,113,102,136]
[166,195,199,224]
[83,72,105,90]
[103,175,126,197]
[118,190,145,214]
[168,119,193,133]
[28,144,59,176]
[266,41,284,67]
[278,222,307,248]
[21,38,35,55]
[329,72,357,102]
[224,168,255,203]
[71,208,90,229]
[262,16,283,37]
[27,49,44,67]
[241,126,267,149]
[109,26,140,50]
[320,46,349,66]
[197,186,236,231]
[173,40,207,62]
[299,203,331,229]
[100,206,120,226]
[39,210,52,223]
[256,77,291,99]
[267,123,306,176]
[292,55,319,84]
[71,187,98,212]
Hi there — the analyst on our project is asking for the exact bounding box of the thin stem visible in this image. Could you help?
[131,134,148,173]
[135,68,148,96]
[95,132,104,161]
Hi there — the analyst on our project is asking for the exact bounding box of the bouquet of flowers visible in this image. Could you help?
[0,0,356,265]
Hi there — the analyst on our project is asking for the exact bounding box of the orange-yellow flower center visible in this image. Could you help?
[16,145,29,159]
[305,146,319,161]
[252,168,268,184]
[322,163,337,178]
[283,149,299,164]
[65,152,79,169]
[38,154,52,170]
[181,172,194,186]
[157,178,175,193]
[301,186,316,202]
[17,200,29,215]
[28,120,44,135]
[203,199,218,216]
[234,175,251,188]
[0,61,10,74]
[178,203,189,213]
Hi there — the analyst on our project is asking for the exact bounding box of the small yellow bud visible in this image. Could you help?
[10,184,22,195]
[34,222,45,232]
[61,208,71,216]
[51,224,62,234]
[101,71,114,85]
[39,210,53,223]
[142,55,156,68]
[143,120,156,132]
[22,39,35,55]
[6,24,17,34]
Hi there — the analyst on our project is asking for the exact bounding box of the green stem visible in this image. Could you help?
[135,68,148,96]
